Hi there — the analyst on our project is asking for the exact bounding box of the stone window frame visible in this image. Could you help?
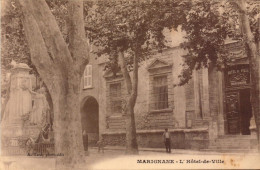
[152,75,169,110]
[109,82,123,114]
[105,76,125,117]
[147,59,173,113]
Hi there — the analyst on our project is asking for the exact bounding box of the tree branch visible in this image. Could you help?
[67,0,90,76]
[131,49,138,99]
[229,0,242,12]
[235,0,257,52]
[118,49,132,94]
[19,0,73,73]
[19,0,59,92]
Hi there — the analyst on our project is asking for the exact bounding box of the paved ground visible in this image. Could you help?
[0,147,259,170]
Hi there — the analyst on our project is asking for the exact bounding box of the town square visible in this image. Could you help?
[1,0,260,169]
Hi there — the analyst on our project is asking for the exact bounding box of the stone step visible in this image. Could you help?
[109,125,125,129]
[216,144,250,148]
[216,140,250,144]
[109,121,125,125]
[218,135,254,139]
[149,119,173,123]
[217,146,251,149]
[107,116,125,120]
[216,144,250,147]
[202,148,258,153]
[215,135,256,150]
[216,140,251,144]
[108,119,125,123]
[216,140,251,143]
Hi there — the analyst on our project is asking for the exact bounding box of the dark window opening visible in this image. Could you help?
[110,83,122,114]
[152,75,168,110]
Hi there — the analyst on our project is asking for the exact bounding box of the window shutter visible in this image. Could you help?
[83,65,92,89]
[88,65,92,87]
[83,67,87,88]
[88,65,92,76]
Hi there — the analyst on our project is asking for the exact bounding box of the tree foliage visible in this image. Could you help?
[85,0,186,71]
[1,0,31,70]
[178,0,259,85]
[1,0,70,71]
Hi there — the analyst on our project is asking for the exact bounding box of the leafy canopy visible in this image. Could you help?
[2,0,258,86]
[178,0,259,85]
[84,0,187,73]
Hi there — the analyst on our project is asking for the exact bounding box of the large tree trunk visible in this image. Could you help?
[53,71,85,169]
[236,0,260,151]
[118,49,139,154]
[18,0,89,169]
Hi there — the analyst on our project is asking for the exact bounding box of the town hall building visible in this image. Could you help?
[80,40,258,151]
[1,40,257,156]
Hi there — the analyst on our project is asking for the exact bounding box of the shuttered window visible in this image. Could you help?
[83,65,92,89]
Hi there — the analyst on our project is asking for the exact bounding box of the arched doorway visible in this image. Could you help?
[81,96,99,146]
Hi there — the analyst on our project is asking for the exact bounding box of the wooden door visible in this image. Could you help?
[226,91,240,134]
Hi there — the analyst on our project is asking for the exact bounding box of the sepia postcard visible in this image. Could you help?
[1,0,260,169]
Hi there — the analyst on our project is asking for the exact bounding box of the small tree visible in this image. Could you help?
[85,0,185,154]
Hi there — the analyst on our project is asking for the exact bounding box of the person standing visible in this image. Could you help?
[163,128,171,153]
[97,137,105,153]
[82,130,88,151]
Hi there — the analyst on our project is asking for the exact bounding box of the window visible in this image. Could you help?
[152,75,168,110]
[83,65,92,88]
[110,83,122,114]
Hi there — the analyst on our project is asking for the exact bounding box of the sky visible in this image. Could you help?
[164,26,186,48]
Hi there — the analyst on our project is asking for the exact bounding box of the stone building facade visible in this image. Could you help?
[80,41,258,151]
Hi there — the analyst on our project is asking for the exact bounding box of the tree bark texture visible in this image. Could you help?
[18,0,89,169]
[118,49,139,154]
[236,0,260,150]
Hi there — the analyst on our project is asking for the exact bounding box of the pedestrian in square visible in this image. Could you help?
[97,137,105,153]
[82,130,88,151]
[163,128,171,153]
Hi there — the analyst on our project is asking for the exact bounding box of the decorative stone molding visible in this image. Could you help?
[147,58,172,71]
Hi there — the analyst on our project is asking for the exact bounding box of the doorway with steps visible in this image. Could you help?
[225,88,252,135]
